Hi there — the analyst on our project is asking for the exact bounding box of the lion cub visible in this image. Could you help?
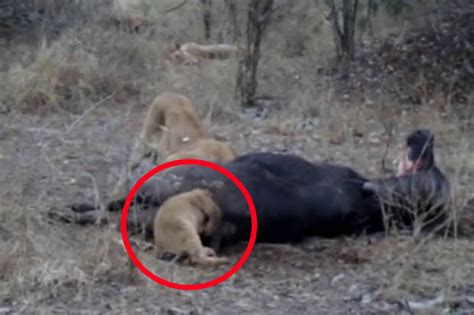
[153,189,228,266]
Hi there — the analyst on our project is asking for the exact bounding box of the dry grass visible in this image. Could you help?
[348,236,474,311]
[0,0,473,313]
[0,200,134,307]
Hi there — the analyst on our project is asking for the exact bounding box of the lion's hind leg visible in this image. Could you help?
[177,225,228,267]
[188,246,228,266]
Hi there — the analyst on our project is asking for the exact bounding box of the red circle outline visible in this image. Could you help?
[120,159,257,291]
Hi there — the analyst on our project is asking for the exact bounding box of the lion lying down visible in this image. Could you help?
[166,42,241,65]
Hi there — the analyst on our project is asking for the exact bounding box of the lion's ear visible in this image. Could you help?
[189,190,212,210]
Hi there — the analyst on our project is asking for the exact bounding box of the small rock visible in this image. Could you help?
[466,296,474,305]
[361,292,373,304]
[353,129,364,138]
[330,273,345,286]
[349,284,358,291]
[406,293,445,311]
[368,137,381,145]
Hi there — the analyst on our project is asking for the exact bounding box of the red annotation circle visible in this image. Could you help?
[120,159,258,291]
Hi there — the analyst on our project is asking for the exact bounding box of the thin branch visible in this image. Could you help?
[162,0,188,14]
[325,0,343,56]
[380,130,393,174]
[64,93,114,135]
[84,171,105,213]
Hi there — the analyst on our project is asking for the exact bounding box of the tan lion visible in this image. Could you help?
[164,138,236,163]
[166,42,241,65]
[153,188,228,266]
[112,92,208,198]
[112,92,236,199]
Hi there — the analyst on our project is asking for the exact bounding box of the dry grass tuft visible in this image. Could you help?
[0,200,133,307]
[368,237,474,308]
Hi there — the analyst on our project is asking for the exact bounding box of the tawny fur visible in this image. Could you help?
[111,92,237,199]
[164,138,236,163]
[137,92,208,158]
[153,189,227,266]
[112,92,208,198]
[166,42,241,65]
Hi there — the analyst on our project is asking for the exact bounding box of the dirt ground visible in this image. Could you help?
[1,1,474,314]
[1,101,474,314]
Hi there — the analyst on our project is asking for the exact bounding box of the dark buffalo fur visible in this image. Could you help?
[92,153,383,246]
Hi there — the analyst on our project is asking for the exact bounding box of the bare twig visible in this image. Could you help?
[380,128,394,174]
[162,0,188,14]
[83,171,105,213]
[64,93,115,135]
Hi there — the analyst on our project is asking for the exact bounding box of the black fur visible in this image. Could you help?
[120,153,383,245]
